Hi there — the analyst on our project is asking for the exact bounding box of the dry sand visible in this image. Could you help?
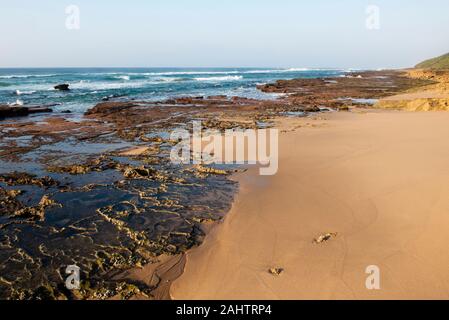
[382,89,449,101]
[171,110,449,300]
[118,146,150,156]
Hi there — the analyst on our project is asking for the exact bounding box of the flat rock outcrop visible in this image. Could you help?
[0,105,53,119]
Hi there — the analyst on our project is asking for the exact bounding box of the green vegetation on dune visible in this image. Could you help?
[416,53,449,70]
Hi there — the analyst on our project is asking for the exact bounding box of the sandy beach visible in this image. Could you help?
[172,110,449,300]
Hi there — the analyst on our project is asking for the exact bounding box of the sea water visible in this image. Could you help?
[0,68,348,113]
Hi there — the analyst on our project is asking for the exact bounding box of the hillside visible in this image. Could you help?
[416,53,449,70]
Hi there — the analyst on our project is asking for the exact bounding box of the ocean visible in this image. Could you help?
[0,68,348,113]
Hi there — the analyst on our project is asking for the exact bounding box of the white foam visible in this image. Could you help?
[194,76,243,82]
[243,68,336,74]
[70,80,155,90]
[145,71,241,76]
[284,68,310,72]
[155,77,182,83]
[114,75,130,81]
[10,99,24,106]
[0,74,58,79]
[243,69,282,74]
[15,90,36,95]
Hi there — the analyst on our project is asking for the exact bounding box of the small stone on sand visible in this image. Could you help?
[268,268,284,276]
[313,232,338,244]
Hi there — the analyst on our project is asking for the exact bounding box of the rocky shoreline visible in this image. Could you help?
[0,70,436,300]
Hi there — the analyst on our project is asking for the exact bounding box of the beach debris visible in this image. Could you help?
[268,268,284,276]
[54,83,70,91]
[313,232,338,244]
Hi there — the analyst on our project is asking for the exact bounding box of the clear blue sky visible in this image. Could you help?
[1,0,449,68]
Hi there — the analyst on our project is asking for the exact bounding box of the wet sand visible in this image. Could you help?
[172,110,449,300]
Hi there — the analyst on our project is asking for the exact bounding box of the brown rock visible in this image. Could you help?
[85,102,139,116]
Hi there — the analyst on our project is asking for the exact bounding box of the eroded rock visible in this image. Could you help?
[0,172,59,188]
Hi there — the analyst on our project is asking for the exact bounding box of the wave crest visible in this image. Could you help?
[194,76,243,82]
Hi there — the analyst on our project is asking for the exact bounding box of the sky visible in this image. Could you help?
[1,0,449,69]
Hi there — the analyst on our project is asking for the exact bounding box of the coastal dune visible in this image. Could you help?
[171,110,449,300]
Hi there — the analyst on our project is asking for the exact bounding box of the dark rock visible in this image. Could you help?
[0,105,29,118]
[61,110,72,114]
[0,105,53,119]
[54,84,70,91]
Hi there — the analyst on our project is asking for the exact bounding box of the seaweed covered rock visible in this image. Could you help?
[47,157,120,175]
[0,172,59,188]
[13,195,61,221]
[0,187,59,221]
[0,187,23,216]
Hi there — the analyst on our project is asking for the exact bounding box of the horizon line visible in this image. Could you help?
[0,66,395,70]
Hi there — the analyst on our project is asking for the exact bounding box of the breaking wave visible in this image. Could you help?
[15,90,36,95]
[194,76,243,82]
